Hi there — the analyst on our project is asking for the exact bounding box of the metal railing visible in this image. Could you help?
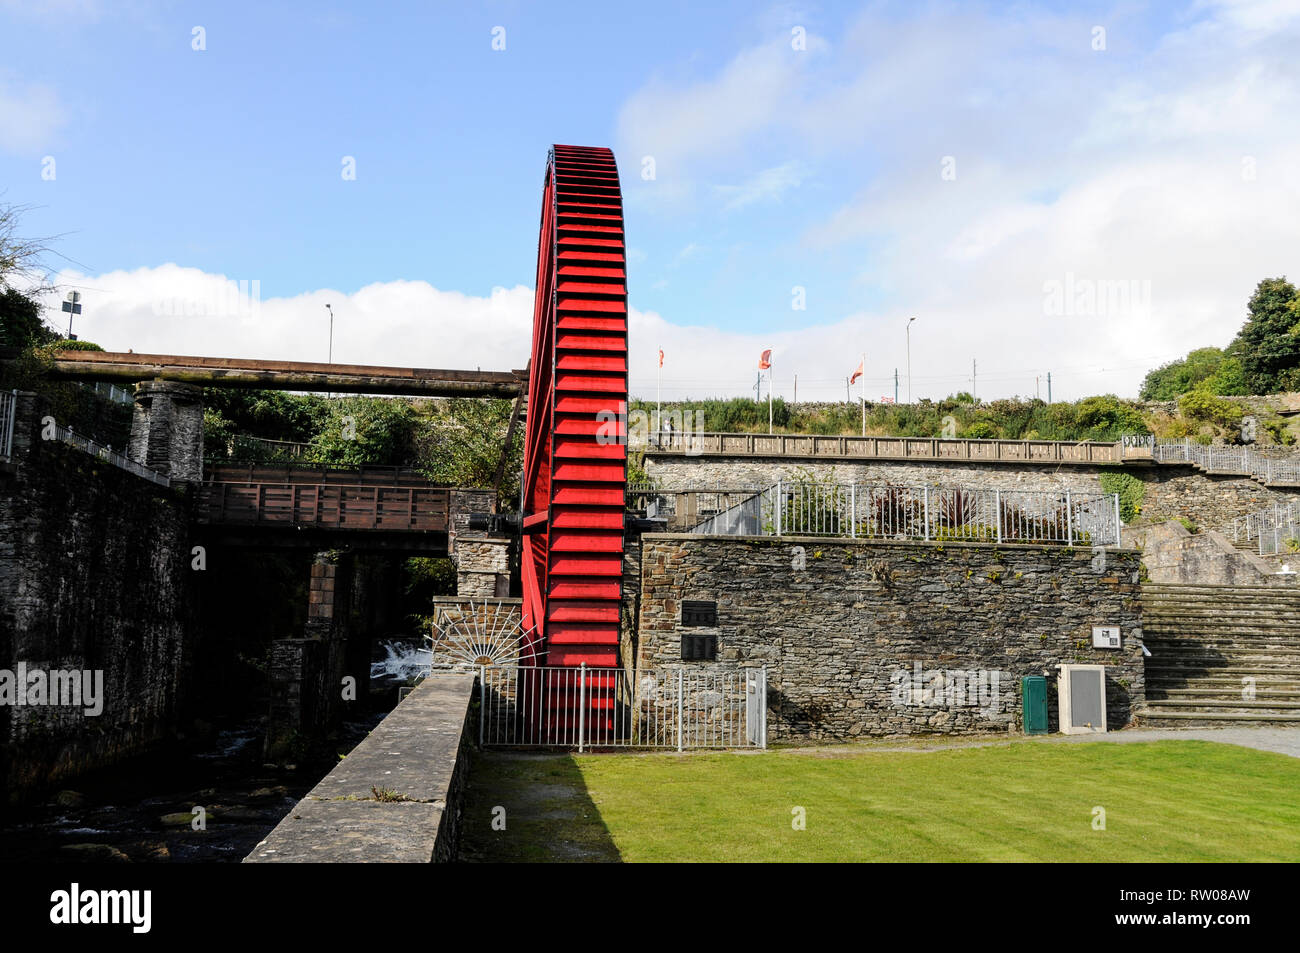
[647,431,1123,464]
[0,389,15,462]
[478,664,766,750]
[51,425,171,487]
[1227,501,1300,556]
[80,380,135,405]
[1125,435,1300,485]
[628,484,768,527]
[693,481,1121,546]
[225,434,312,462]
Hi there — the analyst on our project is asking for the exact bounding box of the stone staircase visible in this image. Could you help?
[1138,584,1300,726]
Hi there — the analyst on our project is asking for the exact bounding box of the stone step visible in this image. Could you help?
[1143,621,1300,633]
[1141,697,1300,711]
[1144,579,1294,587]
[1149,688,1300,700]
[1145,663,1300,676]
[1144,643,1300,657]
[1148,677,1300,690]
[1128,712,1300,722]
[1141,604,1300,615]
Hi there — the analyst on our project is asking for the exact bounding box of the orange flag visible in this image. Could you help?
[658,348,664,368]
[850,359,864,385]
[759,348,772,370]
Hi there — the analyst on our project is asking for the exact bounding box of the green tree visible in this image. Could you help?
[0,287,54,348]
[309,395,419,467]
[1074,394,1149,440]
[1140,346,1226,400]
[1229,277,1300,394]
[416,398,522,507]
[1202,356,1248,396]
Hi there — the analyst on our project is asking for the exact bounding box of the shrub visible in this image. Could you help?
[1178,388,1244,429]
[1099,470,1145,523]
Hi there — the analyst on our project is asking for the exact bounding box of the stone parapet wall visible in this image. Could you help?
[452,535,512,598]
[644,455,1300,534]
[637,534,1144,740]
[246,674,476,863]
[0,392,197,801]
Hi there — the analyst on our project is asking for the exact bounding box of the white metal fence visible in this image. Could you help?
[1227,500,1300,556]
[80,381,135,406]
[1124,434,1300,485]
[0,389,15,462]
[693,481,1121,546]
[52,425,171,487]
[478,664,767,750]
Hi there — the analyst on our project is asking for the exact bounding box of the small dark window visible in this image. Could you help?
[681,600,717,626]
[681,633,718,661]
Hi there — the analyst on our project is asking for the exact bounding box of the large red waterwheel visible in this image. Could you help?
[520,145,628,738]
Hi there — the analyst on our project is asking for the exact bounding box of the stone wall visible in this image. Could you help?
[1133,467,1299,527]
[246,673,477,863]
[645,456,1105,494]
[128,380,204,483]
[1128,521,1296,586]
[644,455,1300,533]
[0,392,197,801]
[453,535,512,597]
[637,534,1144,741]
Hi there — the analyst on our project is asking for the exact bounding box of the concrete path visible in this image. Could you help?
[1046,726,1300,759]
[770,726,1300,760]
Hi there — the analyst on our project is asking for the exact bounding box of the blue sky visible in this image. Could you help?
[3,0,1299,401]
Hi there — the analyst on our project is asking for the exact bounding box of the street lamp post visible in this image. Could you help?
[325,303,334,364]
[906,316,916,404]
[62,291,82,340]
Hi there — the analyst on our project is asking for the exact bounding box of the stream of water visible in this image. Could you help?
[0,638,429,863]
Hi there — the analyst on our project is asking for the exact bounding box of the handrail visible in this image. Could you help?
[644,431,1122,463]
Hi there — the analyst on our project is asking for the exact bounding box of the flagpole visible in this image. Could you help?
[860,351,866,436]
[759,348,769,434]
[656,344,661,446]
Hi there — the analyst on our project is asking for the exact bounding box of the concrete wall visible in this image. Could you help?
[0,392,198,801]
[637,534,1145,740]
[246,674,476,863]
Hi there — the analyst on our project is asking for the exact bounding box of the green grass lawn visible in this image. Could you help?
[459,739,1300,862]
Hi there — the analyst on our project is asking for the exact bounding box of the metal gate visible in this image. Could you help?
[477,664,767,750]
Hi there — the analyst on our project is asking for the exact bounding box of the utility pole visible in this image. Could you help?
[1047,371,1052,404]
[793,373,797,405]
[906,317,916,403]
[845,377,850,403]
[1036,375,1040,400]
[755,372,762,401]
[894,368,899,404]
[972,359,977,402]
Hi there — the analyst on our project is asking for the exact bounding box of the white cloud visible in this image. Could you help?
[38,265,538,373]
[712,161,810,211]
[612,0,1300,400]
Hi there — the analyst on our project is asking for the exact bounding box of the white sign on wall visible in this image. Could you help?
[1092,626,1121,649]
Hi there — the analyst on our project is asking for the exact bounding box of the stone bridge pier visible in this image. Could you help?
[128,380,205,482]
[266,551,354,760]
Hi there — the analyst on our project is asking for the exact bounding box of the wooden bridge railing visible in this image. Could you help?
[197,482,450,532]
[643,432,1123,464]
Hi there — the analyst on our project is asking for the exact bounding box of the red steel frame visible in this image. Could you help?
[520,145,628,687]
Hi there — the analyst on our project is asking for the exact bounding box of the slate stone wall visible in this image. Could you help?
[637,534,1145,741]
[0,392,197,801]
[644,456,1300,534]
